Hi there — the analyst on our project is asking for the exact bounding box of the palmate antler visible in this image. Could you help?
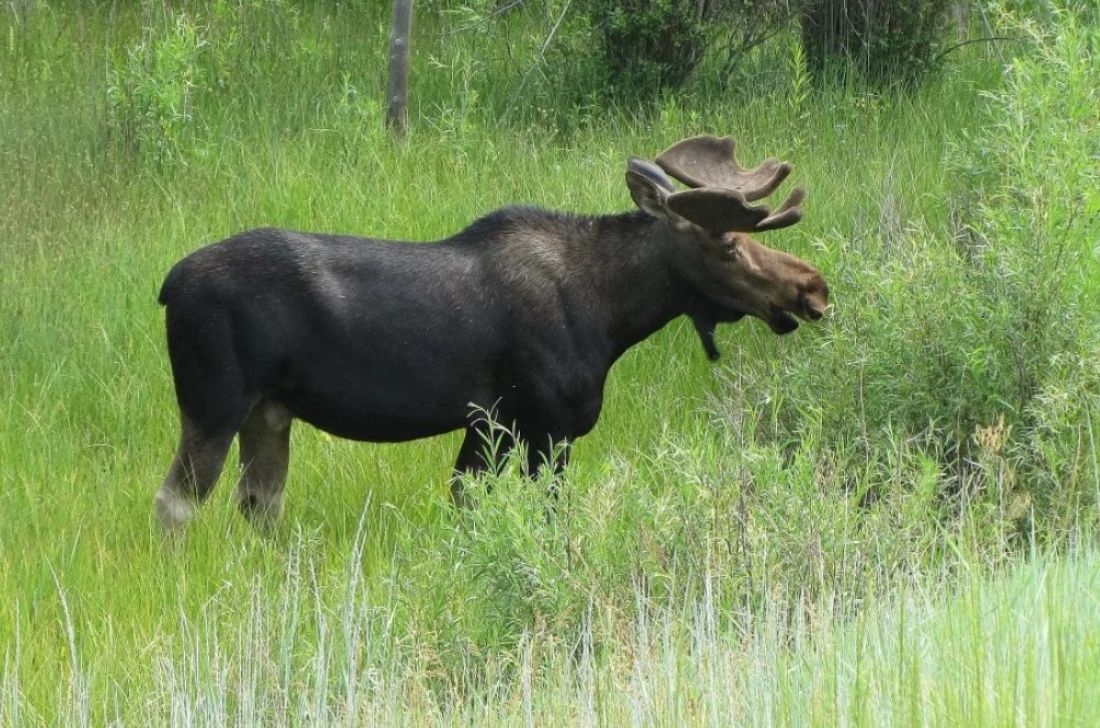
[654,136,805,233]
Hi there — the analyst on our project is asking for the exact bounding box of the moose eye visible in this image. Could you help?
[722,242,739,260]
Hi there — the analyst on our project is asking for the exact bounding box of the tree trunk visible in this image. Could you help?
[386,0,415,136]
[952,0,971,40]
[14,0,38,23]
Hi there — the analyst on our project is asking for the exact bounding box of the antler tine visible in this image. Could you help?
[655,135,792,202]
[756,186,805,232]
[666,184,807,234]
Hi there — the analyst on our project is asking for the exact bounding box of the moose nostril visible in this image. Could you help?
[799,293,825,321]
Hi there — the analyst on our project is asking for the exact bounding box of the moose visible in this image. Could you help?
[154,135,829,530]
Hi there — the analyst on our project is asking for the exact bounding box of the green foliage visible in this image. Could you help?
[578,0,707,94]
[953,5,1100,519]
[799,0,953,87]
[566,0,800,99]
[106,10,207,163]
[94,0,378,165]
[732,4,1100,545]
[0,0,1097,722]
[998,0,1099,25]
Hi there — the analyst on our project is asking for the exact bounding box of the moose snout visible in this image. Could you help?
[800,290,829,321]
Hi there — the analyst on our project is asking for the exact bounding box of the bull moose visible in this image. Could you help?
[154,135,829,530]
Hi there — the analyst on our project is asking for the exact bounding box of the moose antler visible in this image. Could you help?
[654,135,805,233]
[656,136,790,199]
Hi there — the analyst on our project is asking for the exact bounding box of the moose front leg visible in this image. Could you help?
[451,423,515,507]
[523,432,572,500]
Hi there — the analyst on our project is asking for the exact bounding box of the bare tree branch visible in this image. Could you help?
[933,35,1022,65]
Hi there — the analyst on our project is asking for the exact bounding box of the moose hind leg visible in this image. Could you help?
[155,416,236,530]
[237,399,292,526]
[156,304,254,531]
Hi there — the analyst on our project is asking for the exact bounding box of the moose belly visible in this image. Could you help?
[271,351,492,442]
[280,382,476,442]
[289,402,465,442]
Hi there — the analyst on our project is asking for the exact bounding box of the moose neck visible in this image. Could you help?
[583,212,691,361]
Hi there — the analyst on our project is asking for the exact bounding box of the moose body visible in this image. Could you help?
[161,210,645,449]
[155,136,829,529]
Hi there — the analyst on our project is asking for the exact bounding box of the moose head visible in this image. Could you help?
[626,135,829,358]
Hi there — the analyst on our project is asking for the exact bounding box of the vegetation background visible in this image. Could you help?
[0,0,1098,723]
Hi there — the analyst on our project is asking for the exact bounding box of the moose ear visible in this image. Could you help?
[626,157,676,219]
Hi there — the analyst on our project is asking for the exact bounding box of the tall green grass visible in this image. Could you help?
[14,536,1100,725]
[0,1,1097,723]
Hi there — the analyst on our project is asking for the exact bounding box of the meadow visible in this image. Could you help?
[0,1,1098,724]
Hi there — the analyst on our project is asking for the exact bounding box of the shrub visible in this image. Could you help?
[578,0,706,94]
[105,11,206,163]
[799,0,953,86]
[951,5,1100,521]
[571,0,800,98]
[742,3,1100,539]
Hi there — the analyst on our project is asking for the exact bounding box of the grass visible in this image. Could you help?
[8,525,1100,725]
[1,1,1098,724]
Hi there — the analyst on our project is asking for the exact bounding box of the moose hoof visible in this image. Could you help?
[237,491,284,528]
[154,487,197,531]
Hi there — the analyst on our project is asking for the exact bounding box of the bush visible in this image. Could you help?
[799,0,953,86]
[571,0,800,98]
[106,11,206,163]
[748,3,1100,539]
[951,5,1100,521]
[577,0,706,95]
